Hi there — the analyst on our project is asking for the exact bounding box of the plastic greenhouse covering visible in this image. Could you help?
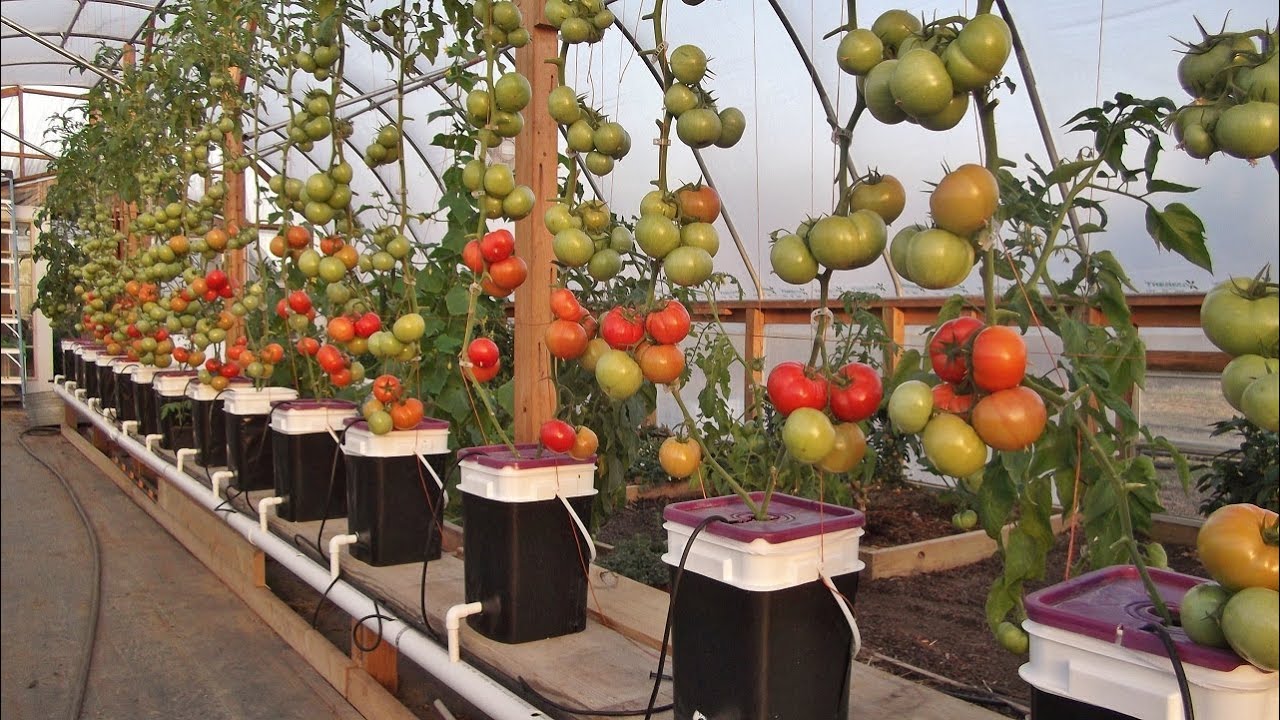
[3,0,1277,297]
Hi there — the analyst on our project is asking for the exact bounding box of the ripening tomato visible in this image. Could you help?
[659,436,702,478]
[970,326,1027,392]
[488,255,528,291]
[645,299,692,345]
[287,290,313,315]
[296,337,320,356]
[1197,503,1280,592]
[461,240,485,273]
[329,367,353,388]
[933,382,975,419]
[466,358,501,383]
[550,288,584,321]
[327,316,356,343]
[601,307,646,350]
[389,398,425,430]
[569,426,599,460]
[540,419,577,453]
[674,184,721,224]
[930,164,999,236]
[929,316,983,383]
[286,225,312,249]
[638,343,685,384]
[261,343,285,364]
[545,319,589,360]
[970,386,1046,451]
[316,344,346,373]
[828,362,883,422]
[767,362,829,417]
[354,312,382,339]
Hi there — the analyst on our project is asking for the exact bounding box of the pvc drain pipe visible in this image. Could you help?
[328,533,359,581]
[446,602,484,663]
[210,471,233,500]
[257,496,283,534]
[53,384,545,720]
[144,434,163,452]
[175,448,197,474]
[121,421,138,436]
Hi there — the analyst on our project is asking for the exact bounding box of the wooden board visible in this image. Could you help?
[861,514,1066,579]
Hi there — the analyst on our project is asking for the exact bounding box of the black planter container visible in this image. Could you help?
[342,418,451,566]
[152,370,198,451]
[223,386,298,492]
[662,493,867,720]
[131,366,160,437]
[112,362,138,423]
[270,399,358,522]
[187,379,250,468]
[60,339,82,381]
[76,345,103,399]
[458,443,598,644]
[95,356,123,414]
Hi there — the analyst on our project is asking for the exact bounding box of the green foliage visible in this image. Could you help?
[1195,418,1280,513]
[159,399,192,425]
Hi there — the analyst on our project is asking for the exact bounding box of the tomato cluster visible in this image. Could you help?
[1171,26,1279,161]
[543,0,612,46]
[1201,274,1280,432]
[538,418,598,460]
[461,229,530,299]
[634,186,720,288]
[361,373,425,433]
[888,164,998,291]
[548,199,631,281]
[662,44,746,151]
[766,360,881,473]
[841,10,1012,131]
[1180,504,1279,672]
[890,318,1047,478]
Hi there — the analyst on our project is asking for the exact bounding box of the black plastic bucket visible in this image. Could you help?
[113,363,137,423]
[662,493,867,720]
[270,399,357,522]
[77,346,102,398]
[132,366,159,437]
[223,386,298,492]
[458,443,598,644]
[188,379,249,468]
[1030,690,1135,720]
[152,370,198,451]
[95,357,121,413]
[342,418,451,566]
[61,340,80,381]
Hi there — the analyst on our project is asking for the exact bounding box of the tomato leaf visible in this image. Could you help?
[1144,202,1212,272]
[1146,178,1197,195]
[1043,158,1095,186]
[977,462,1017,541]
[444,284,471,316]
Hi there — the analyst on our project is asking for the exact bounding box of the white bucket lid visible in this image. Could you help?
[223,386,300,416]
[342,418,450,457]
[95,354,124,367]
[79,347,102,361]
[131,365,160,384]
[111,358,140,375]
[269,399,358,435]
[153,371,199,397]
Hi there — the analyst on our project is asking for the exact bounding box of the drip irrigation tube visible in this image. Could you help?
[54,383,545,720]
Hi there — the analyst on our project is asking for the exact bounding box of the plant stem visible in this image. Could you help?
[669,384,762,517]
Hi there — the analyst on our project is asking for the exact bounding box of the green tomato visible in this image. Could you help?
[669,44,708,84]
[1179,582,1231,649]
[888,380,933,433]
[366,410,394,435]
[297,249,322,278]
[1241,373,1280,431]
[635,214,681,259]
[891,50,954,118]
[782,407,837,464]
[547,85,582,124]
[922,413,987,477]
[494,72,532,113]
[595,349,643,401]
[664,84,699,116]
[860,60,908,125]
[1221,586,1279,671]
[905,228,975,290]
[317,256,347,283]
[837,28,883,76]
[1200,277,1280,357]
[662,246,714,287]
[676,108,722,149]
[870,9,922,54]
[770,234,819,285]
[1221,355,1279,410]
[996,620,1029,655]
[715,108,747,149]
[392,313,426,343]
[553,228,595,267]
[680,222,720,257]
[587,249,623,281]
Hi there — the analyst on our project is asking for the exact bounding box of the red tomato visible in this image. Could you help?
[354,312,382,339]
[468,338,500,368]
[466,359,501,383]
[327,316,355,343]
[372,374,402,403]
[261,343,285,364]
[329,367,353,388]
[205,269,228,291]
[461,240,485,273]
[971,386,1046,451]
[928,316,983,383]
[638,343,686,384]
[645,299,692,345]
[172,347,190,364]
[219,362,242,379]
[316,344,346,373]
[932,382,975,419]
[227,346,244,362]
[296,337,320,356]
[488,255,528,291]
[287,290,313,315]
[545,319,589,360]
[767,362,829,417]
[480,229,515,263]
[970,326,1027,392]
[205,358,222,373]
[828,361,883,422]
[540,419,577,453]
[219,284,233,299]
[550,288,583,321]
[276,298,290,319]
[154,328,169,342]
[601,307,646,350]
[203,289,219,303]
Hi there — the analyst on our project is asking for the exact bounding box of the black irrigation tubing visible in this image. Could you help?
[17,426,103,720]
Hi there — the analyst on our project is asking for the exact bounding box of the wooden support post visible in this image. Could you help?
[16,87,25,179]
[511,1,560,443]
[222,67,248,346]
[880,305,906,375]
[351,621,399,694]
[743,308,765,415]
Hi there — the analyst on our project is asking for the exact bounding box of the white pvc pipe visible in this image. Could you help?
[445,602,484,663]
[75,389,86,401]
[121,421,138,436]
[54,383,543,720]
[144,434,163,452]
[257,496,283,534]
[210,470,233,500]
[54,374,65,384]
[328,533,359,581]
[176,448,197,474]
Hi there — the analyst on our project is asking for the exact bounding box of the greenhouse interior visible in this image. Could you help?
[2,0,1278,718]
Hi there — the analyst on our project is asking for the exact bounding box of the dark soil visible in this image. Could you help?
[595,484,1208,718]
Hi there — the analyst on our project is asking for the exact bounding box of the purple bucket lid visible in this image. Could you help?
[456,442,593,469]
[1025,565,1249,673]
[272,398,358,414]
[345,416,449,432]
[154,369,199,378]
[664,492,866,543]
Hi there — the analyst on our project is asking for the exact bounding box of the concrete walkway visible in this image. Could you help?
[1,409,365,720]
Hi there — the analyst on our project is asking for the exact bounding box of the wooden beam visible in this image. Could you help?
[16,87,26,178]
[223,66,247,345]
[351,621,399,694]
[880,305,905,374]
[511,1,559,443]
[743,308,765,415]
